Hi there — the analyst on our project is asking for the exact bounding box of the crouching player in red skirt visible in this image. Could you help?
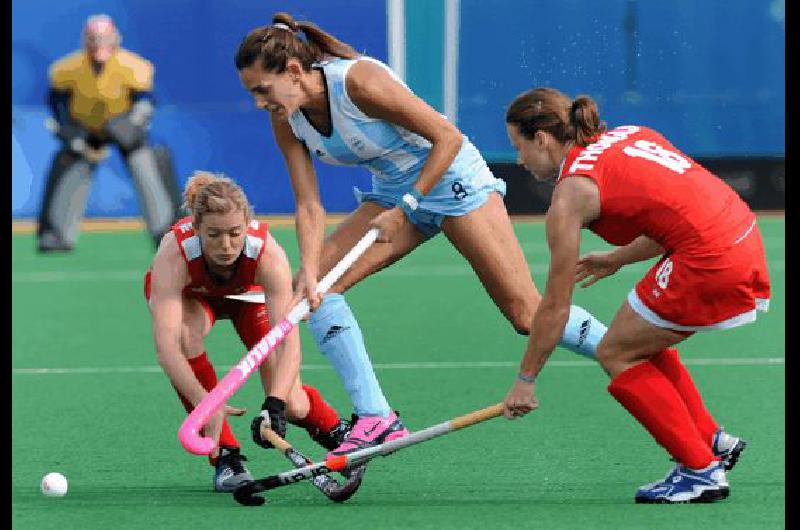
[502,88,770,503]
[145,171,350,492]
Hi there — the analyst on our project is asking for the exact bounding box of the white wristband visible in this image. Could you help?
[401,192,420,212]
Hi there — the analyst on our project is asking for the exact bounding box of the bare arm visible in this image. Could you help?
[346,61,463,196]
[503,177,601,415]
[610,235,665,265]
[575,234,665,288]
[148,233,208,406]
[271,114,326,302]
[253,232,302,401]
[517,180,598,378]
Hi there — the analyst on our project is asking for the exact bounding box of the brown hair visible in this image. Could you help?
[234,12,359,73]
[183,171,253,227]
[505,87,607,147]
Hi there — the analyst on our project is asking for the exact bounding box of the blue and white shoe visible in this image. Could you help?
[213,447,253,492]
[667,429,747,472]
[635,462,729,504]
[712,429,747,472]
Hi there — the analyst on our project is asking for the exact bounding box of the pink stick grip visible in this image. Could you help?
[178,319,295,455]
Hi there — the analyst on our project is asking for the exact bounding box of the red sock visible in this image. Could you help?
[173,353,239,465]
[291,385,341,435]
[608,361,718,470]
[650,348,719,445]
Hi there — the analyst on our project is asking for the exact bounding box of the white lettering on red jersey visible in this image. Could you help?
[171,216,268,297]
[558,126,755,253]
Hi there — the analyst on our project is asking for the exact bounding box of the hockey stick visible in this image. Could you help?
[258,426,366,503]
[178,228,380,455]
[234,403,505,506]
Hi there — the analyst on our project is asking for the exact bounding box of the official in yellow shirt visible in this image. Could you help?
[38,14,181,252]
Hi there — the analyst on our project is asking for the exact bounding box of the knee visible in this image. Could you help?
[506,298,535,335]
[595,340,656,378]
[594,341,615,370]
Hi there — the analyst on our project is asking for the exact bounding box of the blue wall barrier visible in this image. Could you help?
[12,0,386,218]
[12,0,784,219]
[458,0,785,161]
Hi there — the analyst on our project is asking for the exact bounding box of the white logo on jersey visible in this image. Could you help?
[179,222,192,233]
[655,258,674,289]
[622,140,691,174]
[568,126,640,173]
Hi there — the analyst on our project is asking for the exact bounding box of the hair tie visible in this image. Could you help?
[273,22,293,32]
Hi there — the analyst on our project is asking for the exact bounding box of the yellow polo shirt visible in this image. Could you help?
[48,49,154,133]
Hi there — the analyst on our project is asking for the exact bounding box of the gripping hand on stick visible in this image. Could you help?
[251,397,288,450]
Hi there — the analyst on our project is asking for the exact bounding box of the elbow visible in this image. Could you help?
[435,127,463,158]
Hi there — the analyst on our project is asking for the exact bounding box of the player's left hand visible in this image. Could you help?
[502,379,539,420]
[575,250,621,287]
[369,207,406,243]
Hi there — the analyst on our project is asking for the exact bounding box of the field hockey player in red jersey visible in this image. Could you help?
[145,171,351,492]
[502,88,769,504]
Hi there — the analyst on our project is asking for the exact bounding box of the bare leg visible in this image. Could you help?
[311,201,427,293]
[595,301,687,377]
[600,301,717,471]
[285,378,311,420]
[179,297,213,360]
[169,298,243,455]
[441,193,541,334]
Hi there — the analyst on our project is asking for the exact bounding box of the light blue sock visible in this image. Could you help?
[558,305,607,358]
[308,293,392,418]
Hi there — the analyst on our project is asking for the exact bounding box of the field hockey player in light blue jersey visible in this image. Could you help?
[234,12,608,458]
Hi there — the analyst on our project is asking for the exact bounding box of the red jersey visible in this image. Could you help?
[558,126,755,254]
[171,216,268,298]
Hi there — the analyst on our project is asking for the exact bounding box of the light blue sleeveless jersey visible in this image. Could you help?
[287,57,505,238]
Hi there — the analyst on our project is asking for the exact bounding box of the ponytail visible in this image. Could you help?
[506,87,607,147]
[570,96,606,146]
[235,12,358,73]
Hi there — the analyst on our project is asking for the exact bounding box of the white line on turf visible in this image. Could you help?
[10,259,786,283]
[11,357,785,375]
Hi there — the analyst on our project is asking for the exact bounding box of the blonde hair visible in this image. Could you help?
[183,171,253,227]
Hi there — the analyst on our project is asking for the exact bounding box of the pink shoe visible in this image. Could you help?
[327,411,409,458]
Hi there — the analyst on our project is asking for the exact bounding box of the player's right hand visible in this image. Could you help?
[292,266,321,312]
[575,251,622,287]
[204,404,247,458]
[251,397,287,450]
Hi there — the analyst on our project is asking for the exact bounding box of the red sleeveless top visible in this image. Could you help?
[171,216,268,297]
